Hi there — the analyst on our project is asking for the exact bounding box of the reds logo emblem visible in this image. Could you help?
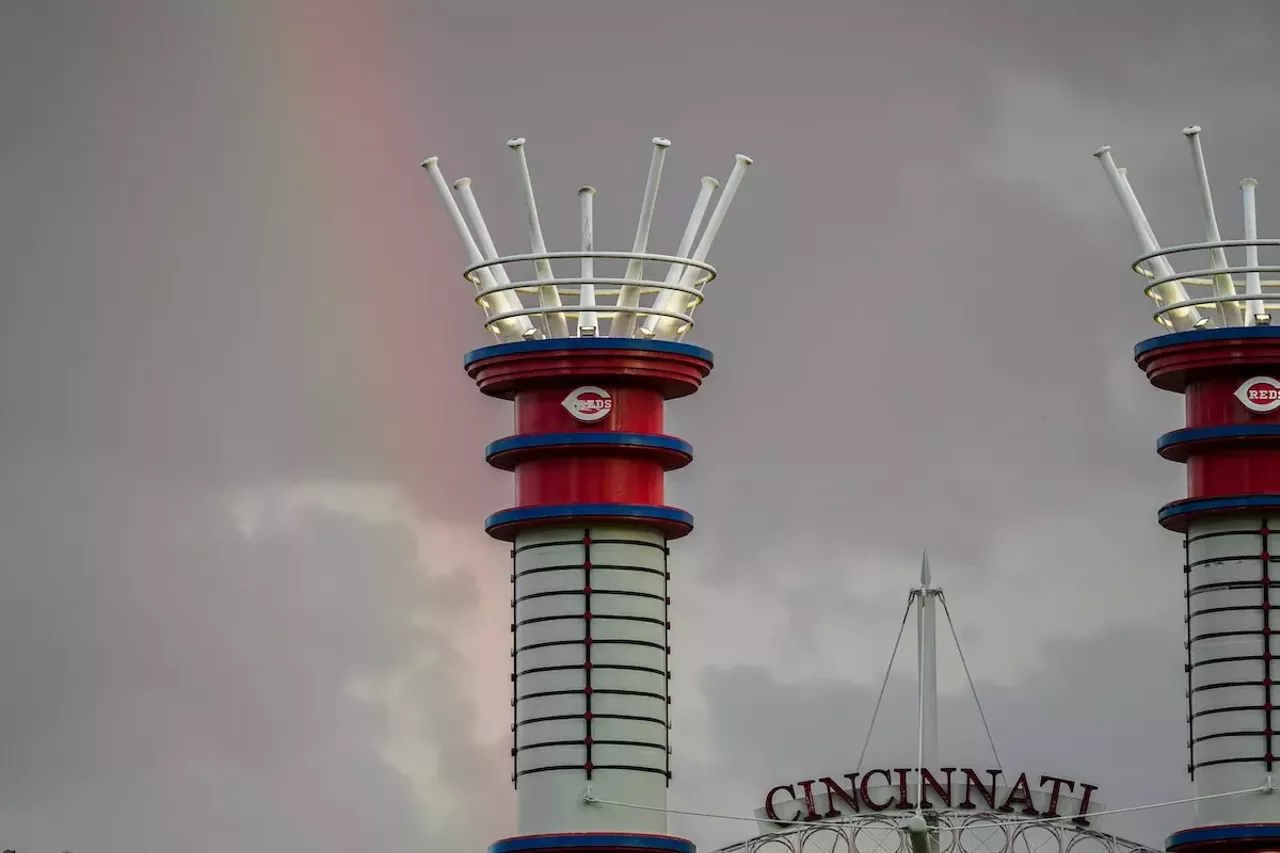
[1235,376,1280,413]
[561,386,613,422]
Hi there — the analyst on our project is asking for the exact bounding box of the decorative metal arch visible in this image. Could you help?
[710,812,1160,853]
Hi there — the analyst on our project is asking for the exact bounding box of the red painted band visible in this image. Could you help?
[517,386,664,434]
[1187,377,1280,429]
[1137,336,1280,393]
[1188,448,1280,498]
[516,457,666,506]
[468,349,712,400]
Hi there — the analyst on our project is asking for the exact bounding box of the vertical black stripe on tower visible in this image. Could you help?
[583,529,594,779]
[1264,520,1274,772]
[664,541,672,785]
[1185,532,1195,779]
[511,546,518,788]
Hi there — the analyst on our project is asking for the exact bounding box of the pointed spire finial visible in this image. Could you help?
[920,550,931,588]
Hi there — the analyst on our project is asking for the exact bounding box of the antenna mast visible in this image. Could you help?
[909,552,942,853]
[916,551,939,779]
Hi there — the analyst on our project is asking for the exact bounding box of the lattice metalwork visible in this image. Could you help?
[424,137,750,343]
[710,812,1160,853]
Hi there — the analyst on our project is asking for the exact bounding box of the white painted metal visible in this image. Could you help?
[720,808,1152,853]
[578,186,599,336]
[420,158,535,341]
[611,138,671,338]
[905,813,933,853]
[513,524,670,836]
[638,177,720,340]
[468,251,713,338]
[655,154,753,342]
[910,553,941,853]
[1241,179,1265,323]
[917,553,938,784]
[508,138,570,338]
[1096,129,1280,333]
[1093,146,1202,331]
[1184,515,1277,828]
[454,176,542,340]
[1182,127,1243,327]
[424,137,748,341]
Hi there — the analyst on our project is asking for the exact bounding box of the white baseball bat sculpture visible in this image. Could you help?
[611,138,671,338]
[453,177,541,338]
[1184,127,1243,325]
[1241,178,1265,323]
[1095,146,1204,330]
[1119,164,1206,331]
[638,176,720,340]
[578,186,598,336]
[661,154,752,341]
[422,157,534,341]
[508,138,569,338]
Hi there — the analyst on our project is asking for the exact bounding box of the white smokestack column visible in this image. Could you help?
[512,524,672,834]
[428,136,744,853]
[1108,128,1280,853]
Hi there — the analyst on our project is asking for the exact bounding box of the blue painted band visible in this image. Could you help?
[1167,823,1280,851]
[490,833,696,853]
[1158,424,1280,453]
[1160,494,1280,524]
[485,432,693,461]
[1135,325,1280,359]
[464,337,714,369]
[485,503,694,533]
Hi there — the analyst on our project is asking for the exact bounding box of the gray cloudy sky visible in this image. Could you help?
[3,0,1280,850]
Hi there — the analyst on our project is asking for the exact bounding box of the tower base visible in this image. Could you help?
[489,832,696,852]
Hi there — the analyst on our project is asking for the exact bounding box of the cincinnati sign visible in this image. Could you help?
[762,768,1099,827]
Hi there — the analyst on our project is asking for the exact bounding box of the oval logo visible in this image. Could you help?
[562,386,613,422]
[1235,376,1280,413]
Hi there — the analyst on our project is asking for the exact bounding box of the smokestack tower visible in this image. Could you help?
[423,138,750,853]
[1097,128,1280,853]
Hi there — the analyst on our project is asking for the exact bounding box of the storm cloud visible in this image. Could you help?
[3,0,1280,850]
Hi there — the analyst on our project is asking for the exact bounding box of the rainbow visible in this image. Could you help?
[254,0,487,520]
